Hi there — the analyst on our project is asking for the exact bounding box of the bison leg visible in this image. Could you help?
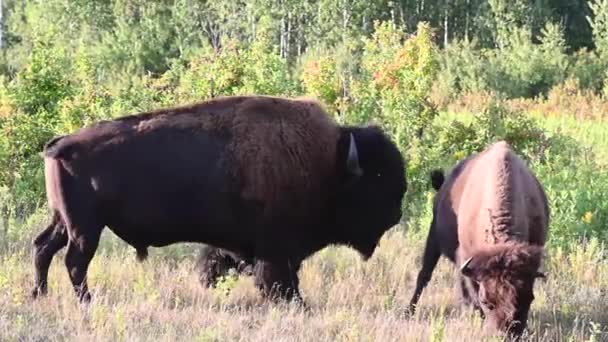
[197,246,254,288]
[64,225,103,303]
[407,220,441,315]
[254,258,302,303]
[197,246,233,288]
[32,211,68,298]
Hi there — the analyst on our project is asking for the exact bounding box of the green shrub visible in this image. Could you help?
[534,146,608,248]
[434,101,549,164]
[10,40,73,116]
[239,31,296,96]
[300,53,342,112]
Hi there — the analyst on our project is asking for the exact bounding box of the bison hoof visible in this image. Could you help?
[79,292,92,303]
[292,295,308,309]
[404,304,417,318]
[31,286,47,299]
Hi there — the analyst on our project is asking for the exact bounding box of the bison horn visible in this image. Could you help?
[347,133,363,177]
[460,256,474,276]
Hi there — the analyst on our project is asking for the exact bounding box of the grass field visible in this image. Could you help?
[1,113,608,342]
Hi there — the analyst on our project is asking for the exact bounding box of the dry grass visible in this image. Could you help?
[440,80,608,123]
[0,226,607,342]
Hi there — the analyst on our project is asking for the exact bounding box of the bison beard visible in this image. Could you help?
[407,141,548,338]
[31,95,407,304]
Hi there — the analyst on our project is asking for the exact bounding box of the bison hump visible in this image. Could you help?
[230,98,340,216]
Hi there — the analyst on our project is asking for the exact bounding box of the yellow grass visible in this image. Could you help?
[0,226,606,342]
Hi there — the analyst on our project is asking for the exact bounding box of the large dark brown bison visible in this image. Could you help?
[31,95,407,303]
[407,141,548,337]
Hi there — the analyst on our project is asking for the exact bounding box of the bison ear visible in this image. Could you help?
[460,256,475,277]
[346,133,363,178]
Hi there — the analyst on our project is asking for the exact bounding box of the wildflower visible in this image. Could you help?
[582,211,593,224]
[453,150,466,161]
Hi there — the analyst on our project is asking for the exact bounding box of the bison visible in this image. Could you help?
[31,95,407,303]
[407,141,548,338]
[196,245,254,288]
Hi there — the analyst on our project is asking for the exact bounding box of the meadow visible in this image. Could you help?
[1,113,607,342]
[3,1,608,340]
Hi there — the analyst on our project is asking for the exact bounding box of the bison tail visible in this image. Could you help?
[430,169,445,191]
[43,135,66,158]
[43,135,79,161]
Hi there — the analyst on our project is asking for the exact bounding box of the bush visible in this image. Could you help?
[174,41,245,101]
[435,39,489,99]
[352,21,439,150]
[10,40,73,116]
[175,35,294,103]
[435,23,570,100]
[534,145,608,248]
[435,101,549,163]
[300,53,342,113]
[239,31,296,96]
[568,49,606,93]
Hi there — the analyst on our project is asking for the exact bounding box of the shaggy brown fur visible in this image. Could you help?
[455,141,548,249]
[408,141,549,338]
[54,96,339,218]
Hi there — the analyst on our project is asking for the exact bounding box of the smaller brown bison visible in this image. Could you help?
[196,245,254,287]
[407,141,548,338]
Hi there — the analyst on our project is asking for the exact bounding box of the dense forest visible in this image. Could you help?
[1,0,608,247]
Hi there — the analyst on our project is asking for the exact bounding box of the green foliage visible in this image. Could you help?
[175,42,244,100]
[213,271,240,298]
[435,39,488,100]
[239,31,296,96]
[569,49,606,92]
[437,23,570,99]
[535,149,608,248]
[175,39,295,102]
[10,40,73,116]
[355,21,439,147]
[588,0,608,56]
[434,101,549,163]
[300,53,342,112]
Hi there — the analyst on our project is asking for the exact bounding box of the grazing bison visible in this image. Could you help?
[31,95,407,303]
[407,141,548,337]
[197,245,254,288]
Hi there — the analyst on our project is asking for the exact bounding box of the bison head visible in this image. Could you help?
[460,243,545,337]
[334,126,406,259]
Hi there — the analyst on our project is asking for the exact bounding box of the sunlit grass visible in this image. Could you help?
[0,226,606,341]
